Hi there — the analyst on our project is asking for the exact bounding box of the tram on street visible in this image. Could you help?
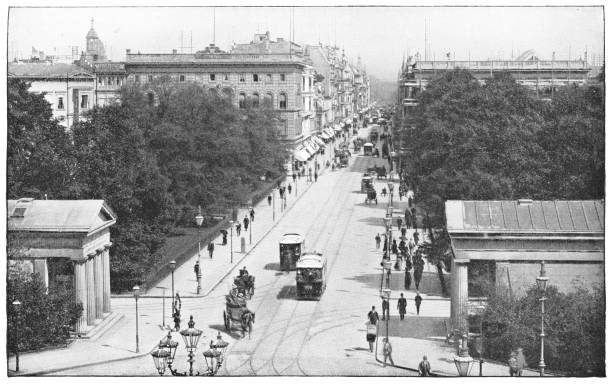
[363,142,374,156]
[279,233,305,271]
[295,252,327,300]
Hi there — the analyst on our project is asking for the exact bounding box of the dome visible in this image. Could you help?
[86,18,98,39]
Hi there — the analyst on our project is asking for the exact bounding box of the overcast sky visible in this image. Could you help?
[7,6,604,80]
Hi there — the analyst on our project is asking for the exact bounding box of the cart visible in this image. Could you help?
[363,142,374,156]
[361,175,373,193]
[223,293,255,337]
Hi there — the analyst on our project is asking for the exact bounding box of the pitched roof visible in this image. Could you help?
[8,199,116,233]
[8,62,93,78]
[446,200,604,233]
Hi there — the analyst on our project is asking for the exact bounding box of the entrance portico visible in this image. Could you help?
[8,198,117,335]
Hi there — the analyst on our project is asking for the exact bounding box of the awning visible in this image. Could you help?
[294,149,309,162]
[313,136,326,146]
[333,124,342,132]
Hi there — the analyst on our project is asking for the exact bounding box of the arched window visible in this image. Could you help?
[239,93,246,109]
[263,93,273,108]
[252,92,260,108]
[279,93,287,109]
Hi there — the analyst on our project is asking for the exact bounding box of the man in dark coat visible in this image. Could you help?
[207,242,214,258]
[243,216,249,231]
[235,222,241,236]
[397,293,407,320]
[415,292,423,315]
[250,208,255,222]
[381,296,390,320]
[288,184,292,195]
[220,230,228,245]
[368,306,380,324]
[267,195,272,206]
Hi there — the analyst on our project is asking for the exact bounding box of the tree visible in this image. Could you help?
[482,282,605,376]
[7,265,82,352]
[7,78,74,199]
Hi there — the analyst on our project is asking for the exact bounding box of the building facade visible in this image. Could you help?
[398,51,593,119]
[445,199,604,331]
[8,198,117,335]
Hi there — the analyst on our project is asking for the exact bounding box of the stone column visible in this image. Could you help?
[86,256,96,325]
[94,252,104,319]
[33,259,49,292]
[73,260,88,334]
[451,259,470,332]
[102,246,111,313]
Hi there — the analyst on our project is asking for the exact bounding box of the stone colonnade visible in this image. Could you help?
[74,244,112,334]
[450,258,469,332]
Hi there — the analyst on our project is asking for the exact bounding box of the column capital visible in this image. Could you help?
[87,252,97,259]
[96,247,106,254]
[104,243,113,249]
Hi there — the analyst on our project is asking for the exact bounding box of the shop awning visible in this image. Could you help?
[294,149,309,162]
[313,136,326,146]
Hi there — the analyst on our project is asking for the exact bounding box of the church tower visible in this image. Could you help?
[85,18,106,62]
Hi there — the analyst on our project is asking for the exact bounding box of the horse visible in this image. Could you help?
[365,189,378,205]
[241,310,255,339]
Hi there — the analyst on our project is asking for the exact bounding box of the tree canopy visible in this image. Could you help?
[8,79,288,292]
[398,69,604,223]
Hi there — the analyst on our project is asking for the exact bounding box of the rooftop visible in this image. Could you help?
[8,199,117,234]
[446,200,604,233]
[125,52,308,66]
[8,62,93,78]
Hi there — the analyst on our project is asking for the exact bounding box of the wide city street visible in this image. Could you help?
[50,125,419,376]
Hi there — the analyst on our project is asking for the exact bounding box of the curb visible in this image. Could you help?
[9,339,161,377]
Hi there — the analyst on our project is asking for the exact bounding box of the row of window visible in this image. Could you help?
[97,76,124,87]
[238,92,287,109]
[55,95,89,110]
[134,73,288,83]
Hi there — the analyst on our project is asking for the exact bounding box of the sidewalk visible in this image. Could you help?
[8,163,334,376]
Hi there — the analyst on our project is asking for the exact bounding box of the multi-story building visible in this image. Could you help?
[8,62,96,128]
[398,50,593,119]
[122,32,316,149]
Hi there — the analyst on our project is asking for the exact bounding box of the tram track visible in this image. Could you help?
[221,165,353,375]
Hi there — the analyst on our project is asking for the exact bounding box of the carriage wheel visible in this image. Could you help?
[223,311,230,331]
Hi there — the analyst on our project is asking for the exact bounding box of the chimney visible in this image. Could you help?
[172,49,177,54]
[126,49,131,54]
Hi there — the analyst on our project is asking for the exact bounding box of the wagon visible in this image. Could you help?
[223,293,255,337]
[361,175,373,192]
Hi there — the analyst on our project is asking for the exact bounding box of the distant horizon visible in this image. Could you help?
[8,6,604,81]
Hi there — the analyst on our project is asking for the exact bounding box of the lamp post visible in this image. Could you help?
[536,261,549,377]
[387,181,394,206]
[382,288,391,339]
[12,299,21,372]
[156,286,167,328]
[133,285,141,353]
[272,189,276,221]
[195,207,204,294]
[383,214,393,289]
[454,333,474,376]
[228,220,234,264]
[169,260,176,315]
[151,316,229,376]
[475,305,486,376]
[248,205,253,245]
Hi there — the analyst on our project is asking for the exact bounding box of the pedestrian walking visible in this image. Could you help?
[243,216,249,231]
[411,207,417,228]
[397,217,403,231]
[207,242,214,258]
[375,233,381,249]
[235,222,241,236]
[418,355,431,376]
[368,306,379,325]
[405,257,413,289]
[194,261,200,279]
[381,187,387,197]
[397,293,407,320]
[391,239,398,256]
[308,167,313,182]
[314,171,318,182]
[220,229,228,245]
[381,296,390,320]
[366,321,377,353]
[292,173,297,183]
[382,338,395,367]
[415,292,423,315]
[401,225,407,238]
[413,231,420,245]
[288,184,292,195]
[173,308,181,331]
[268,195,272,206]
[250,208,255,222]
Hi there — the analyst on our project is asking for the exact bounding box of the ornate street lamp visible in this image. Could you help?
[387,181,394,205]
[536,261,549,377]
[195,206,204,260]
[12,300,21,372]
[133,285,141,353]
[475,305,486,376]
[151,317,228,376]
[454,333,474,376]
[381,288,391,339]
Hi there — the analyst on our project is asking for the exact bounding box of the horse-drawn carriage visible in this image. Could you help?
[365,188,378,205]
[361,175,373,192]
[232,271,255,299]
[223,291,255,338]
